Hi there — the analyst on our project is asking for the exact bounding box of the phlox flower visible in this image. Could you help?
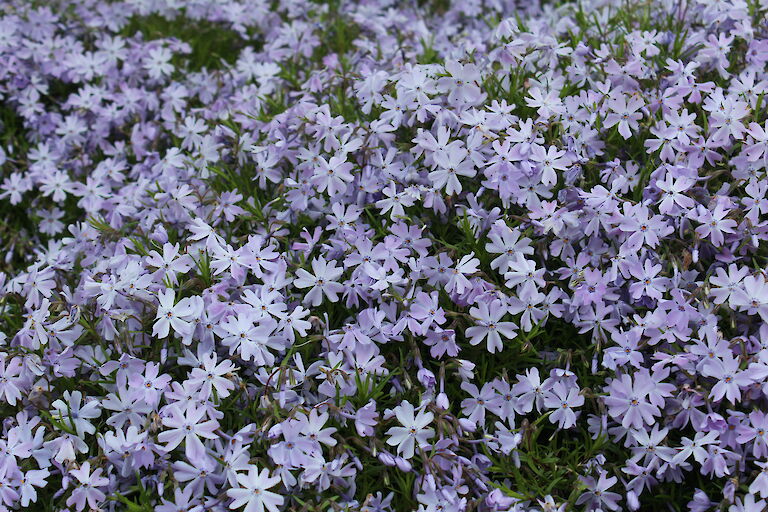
[50,391,101,439]
[226,466,283,512]
[604,94,644,139]
[603,373,659,430]
[145,242,194,285]
[543,381,584,429]
[158,403,220,461]
[694,202,737,247]
[188,352,237,399]
[153,289,201,339]
[15,468,49,508]
[428,145,476,196]
[311,154,354,197]
[65,462,109,512]
[385,401,435,459]
[701,355,755,403]
[294,257,344,306]
[465,299,517,353]
[576,471,621,511]
[729,494,766,512]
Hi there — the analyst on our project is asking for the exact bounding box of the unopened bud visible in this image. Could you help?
[458,418,476,432]
[394,456,412,472]
[417,368,436,388]
[378,451,396,466]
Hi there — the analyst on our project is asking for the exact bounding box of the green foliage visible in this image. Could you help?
[120,13,249,71]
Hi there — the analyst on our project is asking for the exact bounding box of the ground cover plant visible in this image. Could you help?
[1,0,768,510]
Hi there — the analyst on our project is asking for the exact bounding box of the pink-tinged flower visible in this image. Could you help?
[226,466,284,512]
[158,403,220,461]
[65,462,109,512]
[465,299,518,353]
[385,401,434,459]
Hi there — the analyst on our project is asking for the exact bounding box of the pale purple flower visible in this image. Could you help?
[50,391,101,439]
[385,401,435,459]
[158,404,220,460]
[65,462,109,512]
[227,466,284,512]
[153,289,201,339]
[544,382,584,429]
[465,299,518,353]
[294,257,344,306]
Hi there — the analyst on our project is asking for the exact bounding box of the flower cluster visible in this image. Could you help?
[1,0,768,511]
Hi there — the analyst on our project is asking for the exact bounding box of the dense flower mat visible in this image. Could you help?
[1,0,768,510]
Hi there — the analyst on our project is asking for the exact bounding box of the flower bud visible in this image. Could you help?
[458,418,476,432]
[377,451,396,467]
[435,392,450,410]
[417,368,436,388]
[394,456,412,472]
